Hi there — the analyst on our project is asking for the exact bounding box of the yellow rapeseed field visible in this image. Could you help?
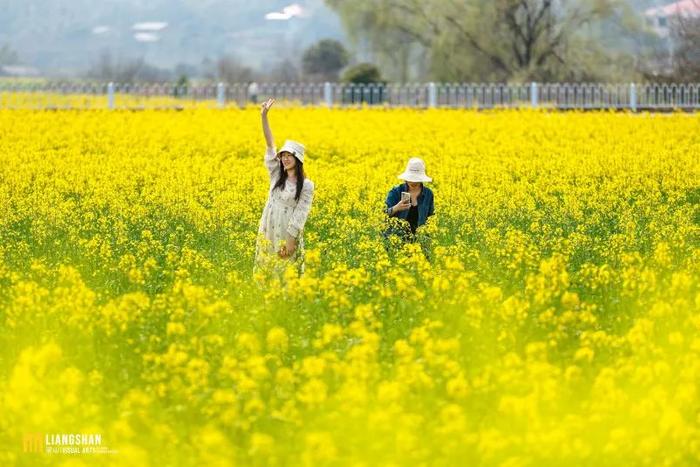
[0,107,699,466]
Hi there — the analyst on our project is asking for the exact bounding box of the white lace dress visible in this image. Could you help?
[254,146,314,274]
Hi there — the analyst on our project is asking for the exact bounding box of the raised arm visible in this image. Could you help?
[261,98,279,180]
[261,98,275,149]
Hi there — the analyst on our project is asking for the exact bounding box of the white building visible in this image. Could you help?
[0,65,41,77]
[644,0,700,37]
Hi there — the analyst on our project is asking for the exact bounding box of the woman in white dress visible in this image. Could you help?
[254,98,315,276]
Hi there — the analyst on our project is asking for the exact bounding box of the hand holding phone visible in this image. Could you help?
[392,191,411,213]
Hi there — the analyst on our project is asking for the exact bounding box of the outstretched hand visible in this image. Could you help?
[261,98,275,116]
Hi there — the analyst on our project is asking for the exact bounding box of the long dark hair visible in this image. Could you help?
[274,157,305,201]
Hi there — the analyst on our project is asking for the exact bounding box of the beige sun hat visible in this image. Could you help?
[398,157,432,182]
[277,140,306,163]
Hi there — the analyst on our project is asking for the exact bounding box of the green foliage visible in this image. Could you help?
[342,63,383,83]
[174,74,189,98]
[302,39,350,81]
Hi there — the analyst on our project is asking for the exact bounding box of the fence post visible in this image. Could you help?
[324,82,333,107]
[530,82,538,108]
[107,82,115,110]
[217,82,225,108]
[629,83,637,112]
[428,82,437,108]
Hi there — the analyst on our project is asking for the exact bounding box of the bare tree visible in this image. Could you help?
[267,59,301,83]
[207,55,255,83]
[640,0,700,82]
[85,50,172,83]
[671,0,700,80]
[326,0,422,81]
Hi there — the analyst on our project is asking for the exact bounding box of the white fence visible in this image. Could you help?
[0,81,698,110]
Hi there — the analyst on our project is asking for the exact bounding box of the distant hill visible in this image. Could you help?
[0,0,346,76]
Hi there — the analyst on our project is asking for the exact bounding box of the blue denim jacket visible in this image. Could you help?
[384,183,434,230]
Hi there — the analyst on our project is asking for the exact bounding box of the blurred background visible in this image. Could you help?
[0,0,697,84]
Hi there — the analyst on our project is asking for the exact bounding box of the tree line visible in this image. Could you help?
[325,0,700,83]
[1,0,698,83]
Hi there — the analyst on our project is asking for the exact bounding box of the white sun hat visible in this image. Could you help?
[398,157,432,182]
[277,139,306,163]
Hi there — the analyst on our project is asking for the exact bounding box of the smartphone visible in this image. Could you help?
[401,191,411,204]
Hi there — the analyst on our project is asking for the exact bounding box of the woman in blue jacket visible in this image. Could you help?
[384,157,434,256]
